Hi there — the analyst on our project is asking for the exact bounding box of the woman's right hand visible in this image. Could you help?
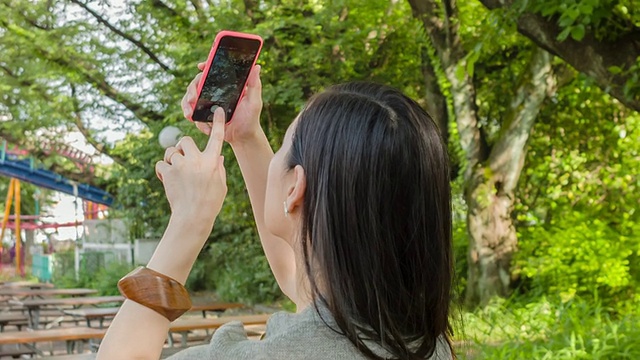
[181,63,264,145]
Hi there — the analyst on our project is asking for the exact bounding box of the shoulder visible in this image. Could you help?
[166,307,367,360]
[166,308,453,360]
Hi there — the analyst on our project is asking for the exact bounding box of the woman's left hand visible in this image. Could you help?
[155,106,228,229]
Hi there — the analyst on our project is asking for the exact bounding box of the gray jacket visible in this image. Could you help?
[167,305,452,359]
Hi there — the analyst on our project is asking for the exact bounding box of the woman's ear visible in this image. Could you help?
[286,165,306,214]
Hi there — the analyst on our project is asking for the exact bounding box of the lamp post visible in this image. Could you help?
[158,126,182,149]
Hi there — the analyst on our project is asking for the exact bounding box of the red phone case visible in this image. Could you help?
[191,30,263,123]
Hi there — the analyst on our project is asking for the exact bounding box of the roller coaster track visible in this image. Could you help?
[0,140,113,206]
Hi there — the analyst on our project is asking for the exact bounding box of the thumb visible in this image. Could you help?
[244,65,262,104]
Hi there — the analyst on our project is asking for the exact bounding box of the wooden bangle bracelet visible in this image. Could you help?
[118,266,192,321]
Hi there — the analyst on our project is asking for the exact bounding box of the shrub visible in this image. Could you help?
[515,211,639,302]
[460,296,640,360]
[52,250,132,295]
[186,227,281,305]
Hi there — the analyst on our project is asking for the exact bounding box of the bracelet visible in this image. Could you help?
[118,266,192,321]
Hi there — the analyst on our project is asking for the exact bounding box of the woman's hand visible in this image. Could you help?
[156,106,228,229]
[181,62,263,145]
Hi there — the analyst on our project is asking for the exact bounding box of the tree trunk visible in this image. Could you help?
[420,45,450,143]
[465,170,517,305]
[465,49,554,305]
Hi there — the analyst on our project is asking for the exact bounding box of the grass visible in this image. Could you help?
[456,296,640,359]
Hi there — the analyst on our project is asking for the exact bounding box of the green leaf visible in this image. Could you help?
[571,24,586,41]
[609,66,623,75]
[455,63,466,82]
[580,4,594,15]
[558,26,573,41]
[559,14,576,27]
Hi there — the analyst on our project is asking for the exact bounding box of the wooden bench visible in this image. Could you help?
[0,314,28,332]
[41,345,185,359]
[0,344,37,358]
[11,296,124,329]
[168,314,271,347]
[62,302,245,329]
[63,308,119,328]
[0,327,106,356]
[189,302,243,317]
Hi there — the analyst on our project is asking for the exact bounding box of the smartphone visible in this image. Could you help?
[192,31,263,122]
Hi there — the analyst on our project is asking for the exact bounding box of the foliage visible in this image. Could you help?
[52,250,131,295]
[460,296,640,359]
[520,0,640,104]
[188,229,281,305]
[452,179,469,296]
[515,75,640,302]
[0,177,52,220]
[527,0,638,42]
[517,212,638,302]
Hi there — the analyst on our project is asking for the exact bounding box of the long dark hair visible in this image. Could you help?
[287,82,454,359]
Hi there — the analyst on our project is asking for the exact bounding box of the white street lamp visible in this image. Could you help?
[158,126,182,149]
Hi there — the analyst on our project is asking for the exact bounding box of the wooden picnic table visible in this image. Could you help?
[63,302,245,328]
[0,288,97,299]
[190,302,243,317]
[0,327,106,355]
[64,307,119,328]
[0,327,106,344]
[0,313,28,332]
[43,346,185,359]
[11,296,124,329]
[168,313,271,347]
[0,314,269,356]
[0,281,54,289]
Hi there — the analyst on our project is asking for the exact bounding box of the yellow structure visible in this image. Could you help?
[1,178,22,275]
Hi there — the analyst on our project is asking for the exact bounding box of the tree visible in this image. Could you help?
[408,0,639,305]
[479,0,640,112]
[408,0,557,305]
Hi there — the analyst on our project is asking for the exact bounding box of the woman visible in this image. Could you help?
[97,63,454,360]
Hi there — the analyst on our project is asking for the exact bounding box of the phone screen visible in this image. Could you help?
[193,36,261,122]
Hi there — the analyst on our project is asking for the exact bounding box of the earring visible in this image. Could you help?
[283,201,289,217]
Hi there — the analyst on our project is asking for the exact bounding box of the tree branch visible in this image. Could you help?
[48,54,165,124]
[488,48,555,193]
[69,85,126,167]
[479,0,640,112]
[69,0,172,73]
[0,65,127,167]
[409,0,486,175]
[407,0,447,54]
[242,0,259,24]
[420,45,449,143]
[189,0,207,23]
[150,0,179,17]
[0,14,165,125]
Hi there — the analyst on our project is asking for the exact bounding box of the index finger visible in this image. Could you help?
[205,107,226,156]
